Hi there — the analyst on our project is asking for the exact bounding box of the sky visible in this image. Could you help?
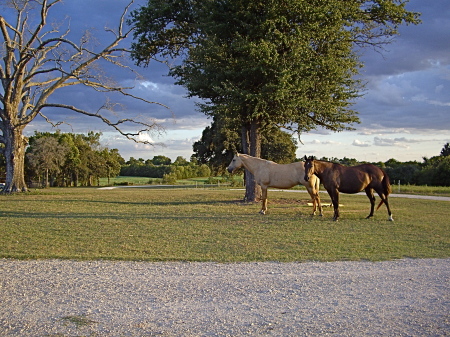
[11,0,450,163]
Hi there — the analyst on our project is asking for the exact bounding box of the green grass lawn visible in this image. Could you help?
[1,187,448,262]
[98,176,161,186]
[393,184,450,196]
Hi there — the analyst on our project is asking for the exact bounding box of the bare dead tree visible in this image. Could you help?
[0,0,167,192]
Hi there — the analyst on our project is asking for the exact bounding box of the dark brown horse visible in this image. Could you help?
[303,156,393,221]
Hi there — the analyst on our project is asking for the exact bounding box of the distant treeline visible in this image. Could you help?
[120,156,211,183]
[384,157,450,187]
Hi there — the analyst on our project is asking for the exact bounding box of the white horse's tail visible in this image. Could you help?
[314,176,320,193]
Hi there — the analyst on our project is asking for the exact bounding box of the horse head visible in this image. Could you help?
[227,153,243,173]
[303,155,316,182]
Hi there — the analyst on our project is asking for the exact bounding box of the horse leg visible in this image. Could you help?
[329,189,340,221]
[311,197,317,215]
[316,192,323,216]
[260,186,268,215]
[311,177,323,216]
[306,186,322,216]
[314,180,323,216]
[384,197,394,221]
[375,189,394,221]
[365,187,376,219]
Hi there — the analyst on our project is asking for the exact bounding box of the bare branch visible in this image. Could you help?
[1,0,169,141]
[40,103,165,144]
[23,0,63,52]
[38,111,65,128]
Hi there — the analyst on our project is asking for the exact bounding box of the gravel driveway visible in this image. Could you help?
[1,258,449,336]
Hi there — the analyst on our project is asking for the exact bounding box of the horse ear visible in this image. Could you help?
[304,155,308,160]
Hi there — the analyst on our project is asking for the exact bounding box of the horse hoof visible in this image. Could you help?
[259,210,266,215]
[388,215,394,221]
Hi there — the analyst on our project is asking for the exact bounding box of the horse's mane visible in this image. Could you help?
[314,159,343,167]
[239,154,276,164]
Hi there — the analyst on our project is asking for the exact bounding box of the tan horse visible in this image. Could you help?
[227,153,322,215]
[303,156,393,221]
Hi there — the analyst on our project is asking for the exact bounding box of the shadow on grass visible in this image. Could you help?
[12,198,246,207]
[0,210,256,221]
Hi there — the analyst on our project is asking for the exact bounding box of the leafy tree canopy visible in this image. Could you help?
[130,0,420,134]
[152,155,172,165]
[440,143,450,156]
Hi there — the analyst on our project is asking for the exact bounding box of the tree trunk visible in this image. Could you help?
[71,171,78,187]
[45,168,49,188]
[3,125,28,193]
[241,118,262,202]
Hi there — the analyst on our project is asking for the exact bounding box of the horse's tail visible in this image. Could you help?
[376,170,392,211]
[314,176,320,195]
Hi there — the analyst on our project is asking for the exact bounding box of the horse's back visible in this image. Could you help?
[358,164,385,181]
[337,164,385,193]
[264,161,305,188]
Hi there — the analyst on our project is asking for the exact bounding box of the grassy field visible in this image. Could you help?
[1,187,449,262]
[392,184,450,196]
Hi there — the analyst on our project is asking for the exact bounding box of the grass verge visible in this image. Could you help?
[1,188,448,262]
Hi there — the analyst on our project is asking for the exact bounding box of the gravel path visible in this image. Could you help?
[1,258,449,336]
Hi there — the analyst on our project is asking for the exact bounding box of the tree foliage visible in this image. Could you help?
[151,155,172,166]
[27,136,69,187]
[440,143,450,157]
[416,145,450,187]
[26,132,124,187]
[120,156,211,181]
[130,0,420,135]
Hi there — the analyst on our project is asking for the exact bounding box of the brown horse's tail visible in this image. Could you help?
[376,170,392,211]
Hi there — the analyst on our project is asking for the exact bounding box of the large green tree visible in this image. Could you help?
[130,0,420,200]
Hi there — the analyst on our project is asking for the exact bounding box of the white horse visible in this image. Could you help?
[227,153,323,215]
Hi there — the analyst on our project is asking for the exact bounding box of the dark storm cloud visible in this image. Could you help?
[361,0,450,76]
[354,0,450,132]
